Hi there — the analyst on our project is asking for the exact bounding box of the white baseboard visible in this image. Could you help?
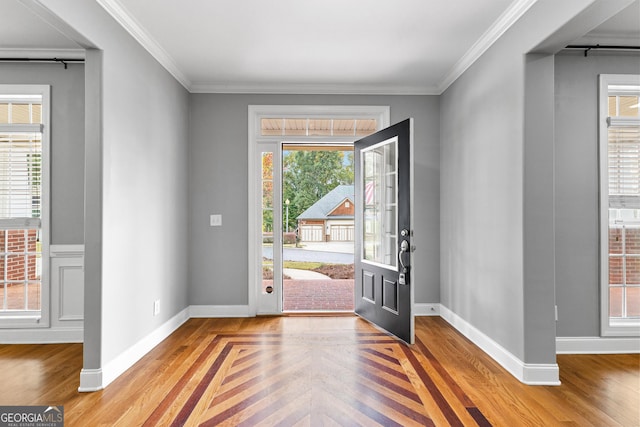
[189,305,251,318]
[78,369,102,392]
[79,307,190,392]
[414,303,440,316]
[557,336,640,354]
[439,304,560,386]
[0,327,83,343]
[86,302,640,392]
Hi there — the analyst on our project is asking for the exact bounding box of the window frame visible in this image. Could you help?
[0,85,50,328]
[599,74,640,337]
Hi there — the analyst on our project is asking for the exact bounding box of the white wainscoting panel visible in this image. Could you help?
[50,244,84,334]
[0,245,84,343]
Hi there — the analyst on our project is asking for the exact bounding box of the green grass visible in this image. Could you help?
[283,261,324,270]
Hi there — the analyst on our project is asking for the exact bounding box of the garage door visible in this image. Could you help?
[300,225,323,242]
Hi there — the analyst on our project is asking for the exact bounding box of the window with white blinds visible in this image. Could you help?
[608,124,640,209]
[0,96,43,227]
[0,87,48,322]
[600,74,640,337]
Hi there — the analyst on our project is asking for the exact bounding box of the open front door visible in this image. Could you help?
[355,118,413,344]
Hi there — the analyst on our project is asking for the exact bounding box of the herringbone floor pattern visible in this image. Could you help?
[143,330,490,426]
[2,316,638,426]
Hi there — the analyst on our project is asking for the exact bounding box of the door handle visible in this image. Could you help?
[398,240,410,285]
[398,240,409,271]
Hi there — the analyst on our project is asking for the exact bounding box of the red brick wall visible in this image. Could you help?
[329,200,354,216]
[609,227,640,285]
[0,229,39,284]
[299,220,324,225]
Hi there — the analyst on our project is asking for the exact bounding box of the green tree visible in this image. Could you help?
[282,150,353,232]
[262,152,274,233]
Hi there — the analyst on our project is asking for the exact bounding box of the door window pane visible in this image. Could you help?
[262,152,274,295]
[261,117,378,137]
[362,138,397,267]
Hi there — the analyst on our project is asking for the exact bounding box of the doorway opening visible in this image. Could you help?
[280,144,355,312]
[249,106,390,315]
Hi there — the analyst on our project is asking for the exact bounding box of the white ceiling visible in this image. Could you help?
[1,0,639,94]
[105,0,517,94]
[0,0,82,52]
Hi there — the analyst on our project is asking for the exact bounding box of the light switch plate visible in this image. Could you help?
[210,214,222,226]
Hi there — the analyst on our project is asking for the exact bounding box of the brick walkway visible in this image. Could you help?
[283,279,354,311]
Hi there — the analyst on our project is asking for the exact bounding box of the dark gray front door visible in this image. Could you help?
[354,118,413,344]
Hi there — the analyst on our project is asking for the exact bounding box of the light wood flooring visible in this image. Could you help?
[0,316,638,426]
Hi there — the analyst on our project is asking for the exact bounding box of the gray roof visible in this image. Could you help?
[297,185,354,220]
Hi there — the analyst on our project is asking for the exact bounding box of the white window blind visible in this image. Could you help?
[608,124,640,209]
[0,97,43,227]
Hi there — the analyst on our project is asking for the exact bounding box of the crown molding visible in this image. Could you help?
[437,0,539,94]
[96,0,192,91]
[190,82,440,96]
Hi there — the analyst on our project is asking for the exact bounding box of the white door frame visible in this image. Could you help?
[247,105,390,315]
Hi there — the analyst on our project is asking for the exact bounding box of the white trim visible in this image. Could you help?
[438,0,539,93]
[78,369,103,393]
[439,304,560,385]
[191,82,439,96]
[408,118,415,342]
[0,327,82,343]
[96,0,191,91]
[50,244,84,257]
[414,303,440,316]
[557,336,640,354]
[522,364,561,385]
[82,307,190,391]
[189,305,251,318]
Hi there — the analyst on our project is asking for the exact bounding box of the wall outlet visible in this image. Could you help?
[154,300,160,316]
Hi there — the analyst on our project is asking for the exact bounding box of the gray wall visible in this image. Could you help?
[554,51,640,337]
[188,94,440,306]
[40,0,190,370]
[0,62,85,244]
[439,0,620,364]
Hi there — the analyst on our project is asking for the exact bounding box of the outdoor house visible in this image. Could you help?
[297,185,354,243]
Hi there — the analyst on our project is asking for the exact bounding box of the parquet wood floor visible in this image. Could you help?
[0,316,638,426]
